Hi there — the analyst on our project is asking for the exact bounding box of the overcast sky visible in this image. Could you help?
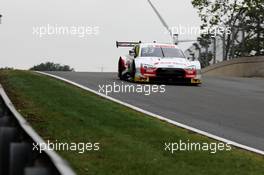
[0,0,201,71]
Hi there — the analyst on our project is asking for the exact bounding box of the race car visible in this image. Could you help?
[116,41,202,84]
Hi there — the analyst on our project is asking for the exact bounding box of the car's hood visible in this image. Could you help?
[137,57,195,69]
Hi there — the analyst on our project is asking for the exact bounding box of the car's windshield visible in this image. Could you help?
[141,47,163,57]
[141,46,185,58]
[162,48,185,58]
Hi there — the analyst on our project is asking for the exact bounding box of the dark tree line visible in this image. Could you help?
[30,62,74,71]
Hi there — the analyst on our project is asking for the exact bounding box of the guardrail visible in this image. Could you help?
[0,84,76,175]
[202,56,264,77]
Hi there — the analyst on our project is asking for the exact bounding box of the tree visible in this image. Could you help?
[192,0,264,60]
[0,67,14,70]
[243,0,264,56]
[198,34,212,66]
[29,62,74,71]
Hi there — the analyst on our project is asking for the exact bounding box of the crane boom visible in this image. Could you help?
[147,0,197,45]
[147,0,172,37]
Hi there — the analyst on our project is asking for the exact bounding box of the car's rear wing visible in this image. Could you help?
[116,41,140,48]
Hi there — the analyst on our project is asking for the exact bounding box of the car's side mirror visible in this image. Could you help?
[129,50,135,57]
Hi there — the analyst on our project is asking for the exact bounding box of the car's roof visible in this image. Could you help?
[139,43,179,49]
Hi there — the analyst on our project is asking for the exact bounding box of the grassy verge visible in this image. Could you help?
[0,70,263,175]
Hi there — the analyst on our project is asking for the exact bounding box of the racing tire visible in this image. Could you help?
[130,61,136,82]
[24,167,51,175]
[0,127,18,175]
[9,143,33,175]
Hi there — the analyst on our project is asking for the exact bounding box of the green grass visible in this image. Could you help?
[0,70,263,175]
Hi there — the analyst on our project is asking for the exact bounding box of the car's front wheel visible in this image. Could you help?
[130,61,136,82]
[118,58,125,80]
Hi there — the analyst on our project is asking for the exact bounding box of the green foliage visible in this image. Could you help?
[29,62,74,71]
[192,0,264,60]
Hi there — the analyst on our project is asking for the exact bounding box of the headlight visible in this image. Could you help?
[186,65,196,70]
[141,64,154,69]
[185,66,196,75]
[140,64,156,74]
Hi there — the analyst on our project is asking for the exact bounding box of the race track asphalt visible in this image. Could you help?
[45,72,264,151]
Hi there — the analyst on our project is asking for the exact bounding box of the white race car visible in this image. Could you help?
[117,41,202,84]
